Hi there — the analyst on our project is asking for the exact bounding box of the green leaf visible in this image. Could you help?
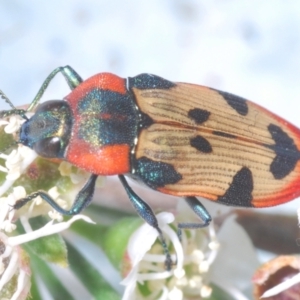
[70,213,142,272]
[0,273,18,300]
[85,204,135,225]
[30,254,74,300]
[101,217,142,270]
[66,241,120,300]
[19,216,68,267]
[0,127,14,185]
[69,216,108,246]
[30,274,43,300]
[0,126,14,152]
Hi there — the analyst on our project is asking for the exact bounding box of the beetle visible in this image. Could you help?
[1,65,300,269]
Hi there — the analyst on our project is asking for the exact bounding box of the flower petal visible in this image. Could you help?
[11,268,30,300]
[0,147,37,197]
[126,221,158,267]
[0,250,18,290]
[121,271,137,300]
[127,212,174,267]
[261,272,300,297]
[8,215,95,246]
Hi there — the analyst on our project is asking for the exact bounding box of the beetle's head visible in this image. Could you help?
[19,100,73,158]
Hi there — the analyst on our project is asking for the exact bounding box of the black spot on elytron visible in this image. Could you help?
[190,135,212,153]
[128,74,176,90]
[134,156,182,190]
[188,108,210,124]
[139,111,154,129]
[267,124,300,179]
[212,131,237,139]
[214,89,248,116]
[218,167,254,207]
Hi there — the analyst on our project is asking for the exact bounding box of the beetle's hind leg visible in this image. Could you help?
[177,196,212,241]
[118,175,173,270]
[13,174,98,215]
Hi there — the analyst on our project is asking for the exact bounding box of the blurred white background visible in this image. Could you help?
[1,0,300,126]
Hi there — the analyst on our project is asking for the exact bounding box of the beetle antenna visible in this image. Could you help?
[0,90,28,120]
[0,90,17,110]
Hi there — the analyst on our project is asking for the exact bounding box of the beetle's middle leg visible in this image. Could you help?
[118,174,173,270]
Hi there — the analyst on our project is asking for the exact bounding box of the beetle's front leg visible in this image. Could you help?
[118,175,173,270]
[177,196,212,240]
[13,174,98,215]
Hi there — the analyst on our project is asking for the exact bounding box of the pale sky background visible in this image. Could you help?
[1,0,300,128]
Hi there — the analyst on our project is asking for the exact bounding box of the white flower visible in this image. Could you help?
[3,116,25,134]
[46,187,67,221]
[8,215,95,246]
[0,215,95,300]
[58,161,73,177]
[0,186,26,232]
[59,161,89,184]
[0,146,37,197]
[121,212,219,300]
[0,172,95,299]
[0,116,37,197]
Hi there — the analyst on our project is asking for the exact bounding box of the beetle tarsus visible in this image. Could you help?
[13,174,98,215]
[156,226,173,271]
[177,196,212,241]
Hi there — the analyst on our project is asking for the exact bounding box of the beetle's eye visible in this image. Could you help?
[33,137,61,158]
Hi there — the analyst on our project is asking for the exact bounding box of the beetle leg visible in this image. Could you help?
[177,196,212,241]
[13,174,98,215]
[118,175,173,270]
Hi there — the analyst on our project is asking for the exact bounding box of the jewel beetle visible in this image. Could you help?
[1,66,300,269]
